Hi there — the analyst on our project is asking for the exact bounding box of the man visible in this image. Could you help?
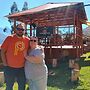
[1,23,29,90]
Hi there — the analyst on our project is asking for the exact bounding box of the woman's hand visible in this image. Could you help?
[23,50,27,58]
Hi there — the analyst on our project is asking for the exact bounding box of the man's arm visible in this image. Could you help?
[1,48,7,66]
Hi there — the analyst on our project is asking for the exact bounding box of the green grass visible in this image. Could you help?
[0,58,90,90]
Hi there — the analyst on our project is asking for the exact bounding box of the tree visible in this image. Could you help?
[8,2,19,24]
[3,27,7,32]
[22,2,28,11]
[8,2,19,34]
[11,2,19,14]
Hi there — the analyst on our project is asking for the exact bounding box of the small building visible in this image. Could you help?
[5,2,87,64]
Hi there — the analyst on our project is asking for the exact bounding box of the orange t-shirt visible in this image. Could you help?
[1,34,29,68]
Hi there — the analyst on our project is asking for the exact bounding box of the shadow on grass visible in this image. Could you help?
[79,57,90,67]
[47,60,83,90]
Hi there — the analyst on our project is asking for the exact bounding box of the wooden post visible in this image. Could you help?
[13,19,16,33]
[30,24,32,36]
[75,13,83,58]
[24,24,27,36]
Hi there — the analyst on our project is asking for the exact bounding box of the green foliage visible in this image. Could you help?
[22,2,28,11]
[10,2,19,14]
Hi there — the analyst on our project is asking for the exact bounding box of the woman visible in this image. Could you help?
[24,36,48,90]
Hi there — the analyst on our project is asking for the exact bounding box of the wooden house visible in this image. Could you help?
[5,2,87,64]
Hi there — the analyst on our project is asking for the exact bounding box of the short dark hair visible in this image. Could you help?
[16,23,24,29]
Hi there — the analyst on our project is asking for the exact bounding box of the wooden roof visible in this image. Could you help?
[6,2,87,27]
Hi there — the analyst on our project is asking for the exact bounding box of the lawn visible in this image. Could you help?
[0,57,90,90]
[47,58,90,90]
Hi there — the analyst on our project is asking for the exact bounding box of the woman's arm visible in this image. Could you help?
[25,55,43,64]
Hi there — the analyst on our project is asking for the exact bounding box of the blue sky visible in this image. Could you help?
[0,0,90,29]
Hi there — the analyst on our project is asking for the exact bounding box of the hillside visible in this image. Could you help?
[83,26,90,37]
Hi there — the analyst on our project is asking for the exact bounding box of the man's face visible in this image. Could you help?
[16,24,25,37]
